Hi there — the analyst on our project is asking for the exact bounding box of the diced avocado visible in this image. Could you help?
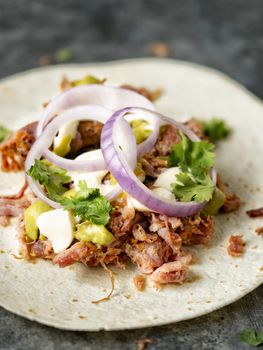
[134,162,145,182]
[130,119,151,144]
[63,188,77,199]
[201,187,226,216]
[109,173,118,185]
[53,134,72,157]
[75,222,115,246]
[24,200,52,240]
[71,75,105,87]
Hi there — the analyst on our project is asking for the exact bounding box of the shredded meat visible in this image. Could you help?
[255,227,263,235]
[217,175,241,213]
[149,214,182,253]
[133,274,146,291]
[132,224,148,241]
[154,124,180,156]
[69,121,103,156]
[53,241,94,267]
[53,240,124,268]
[120,84,162,102]
[227,235,245,257]
[0,122,36,172]
[184,118,205,139]
[28,240,54,259]
[125,238,172,274]
[17,214,29,258]
[107,206,135,237]
[150,258,190,284]
[179,215,214,245]
[0,196,31,217]
[246,207,263,218]
[221,193,241,213]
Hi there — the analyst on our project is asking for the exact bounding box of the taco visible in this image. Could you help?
[0,59,262,330]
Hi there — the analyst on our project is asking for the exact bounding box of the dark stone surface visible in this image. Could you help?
[0,0,262,349]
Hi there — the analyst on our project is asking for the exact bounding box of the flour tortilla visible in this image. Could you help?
[0,58,262,331]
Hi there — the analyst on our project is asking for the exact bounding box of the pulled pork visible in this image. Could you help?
[150,259,190,284]
[246,207,263,218]
[0,122,36,172]
[0,196,31,217]
[217,176,241,213]
[69,121,103,157]
[227,235,245,257]
[184,118,205,139]
[120,84,162,102]
[21,209,212,285]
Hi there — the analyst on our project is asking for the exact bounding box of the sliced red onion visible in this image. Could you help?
[42,105,112,171]
[36,85,155,137]
[26,105,138,207]
[101,107,216,217]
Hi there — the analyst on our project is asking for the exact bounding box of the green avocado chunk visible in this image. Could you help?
[75,222,115,246]
[24,200,52,240]
[201,187,226,216]
[71,75,105,87]
[53,134,73,157]
[130,119,151,144]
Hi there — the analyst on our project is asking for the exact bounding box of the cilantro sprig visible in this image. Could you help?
[173,172,215,202]
[240,329,263,347]
[60,181,112,225]
[169,132,216,202]
[28,161,112,225]
[200,118,232,142]
[27,159,72,201]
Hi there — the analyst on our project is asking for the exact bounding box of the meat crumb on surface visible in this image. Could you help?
[246,207,263,218]
[255,227,263,235]
[227,235,245,257]
[133,274,146,291]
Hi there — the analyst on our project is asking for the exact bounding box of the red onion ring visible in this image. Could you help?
[101,107,216,217]
[36,85,155,137]
[25,105,138,208]
[43,106,111,171]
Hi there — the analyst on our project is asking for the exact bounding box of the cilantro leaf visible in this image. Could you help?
[0,125,11,142]
[201,118,232,142]
[60,181,112,225]
[169,132,215,177]
[27,160,72,201]
[240,329,263,347]
[172,172,214,202]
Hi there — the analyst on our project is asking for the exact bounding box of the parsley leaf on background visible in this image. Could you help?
[240,329,263,347]
[201,118,232,142]
[27,160,72,201]
[172,172,214,202]
[0,125,11,142]
[169,132,215,177]
[60,181,112,225]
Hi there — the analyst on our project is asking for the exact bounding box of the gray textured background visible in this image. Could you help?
[0,0,262,349]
